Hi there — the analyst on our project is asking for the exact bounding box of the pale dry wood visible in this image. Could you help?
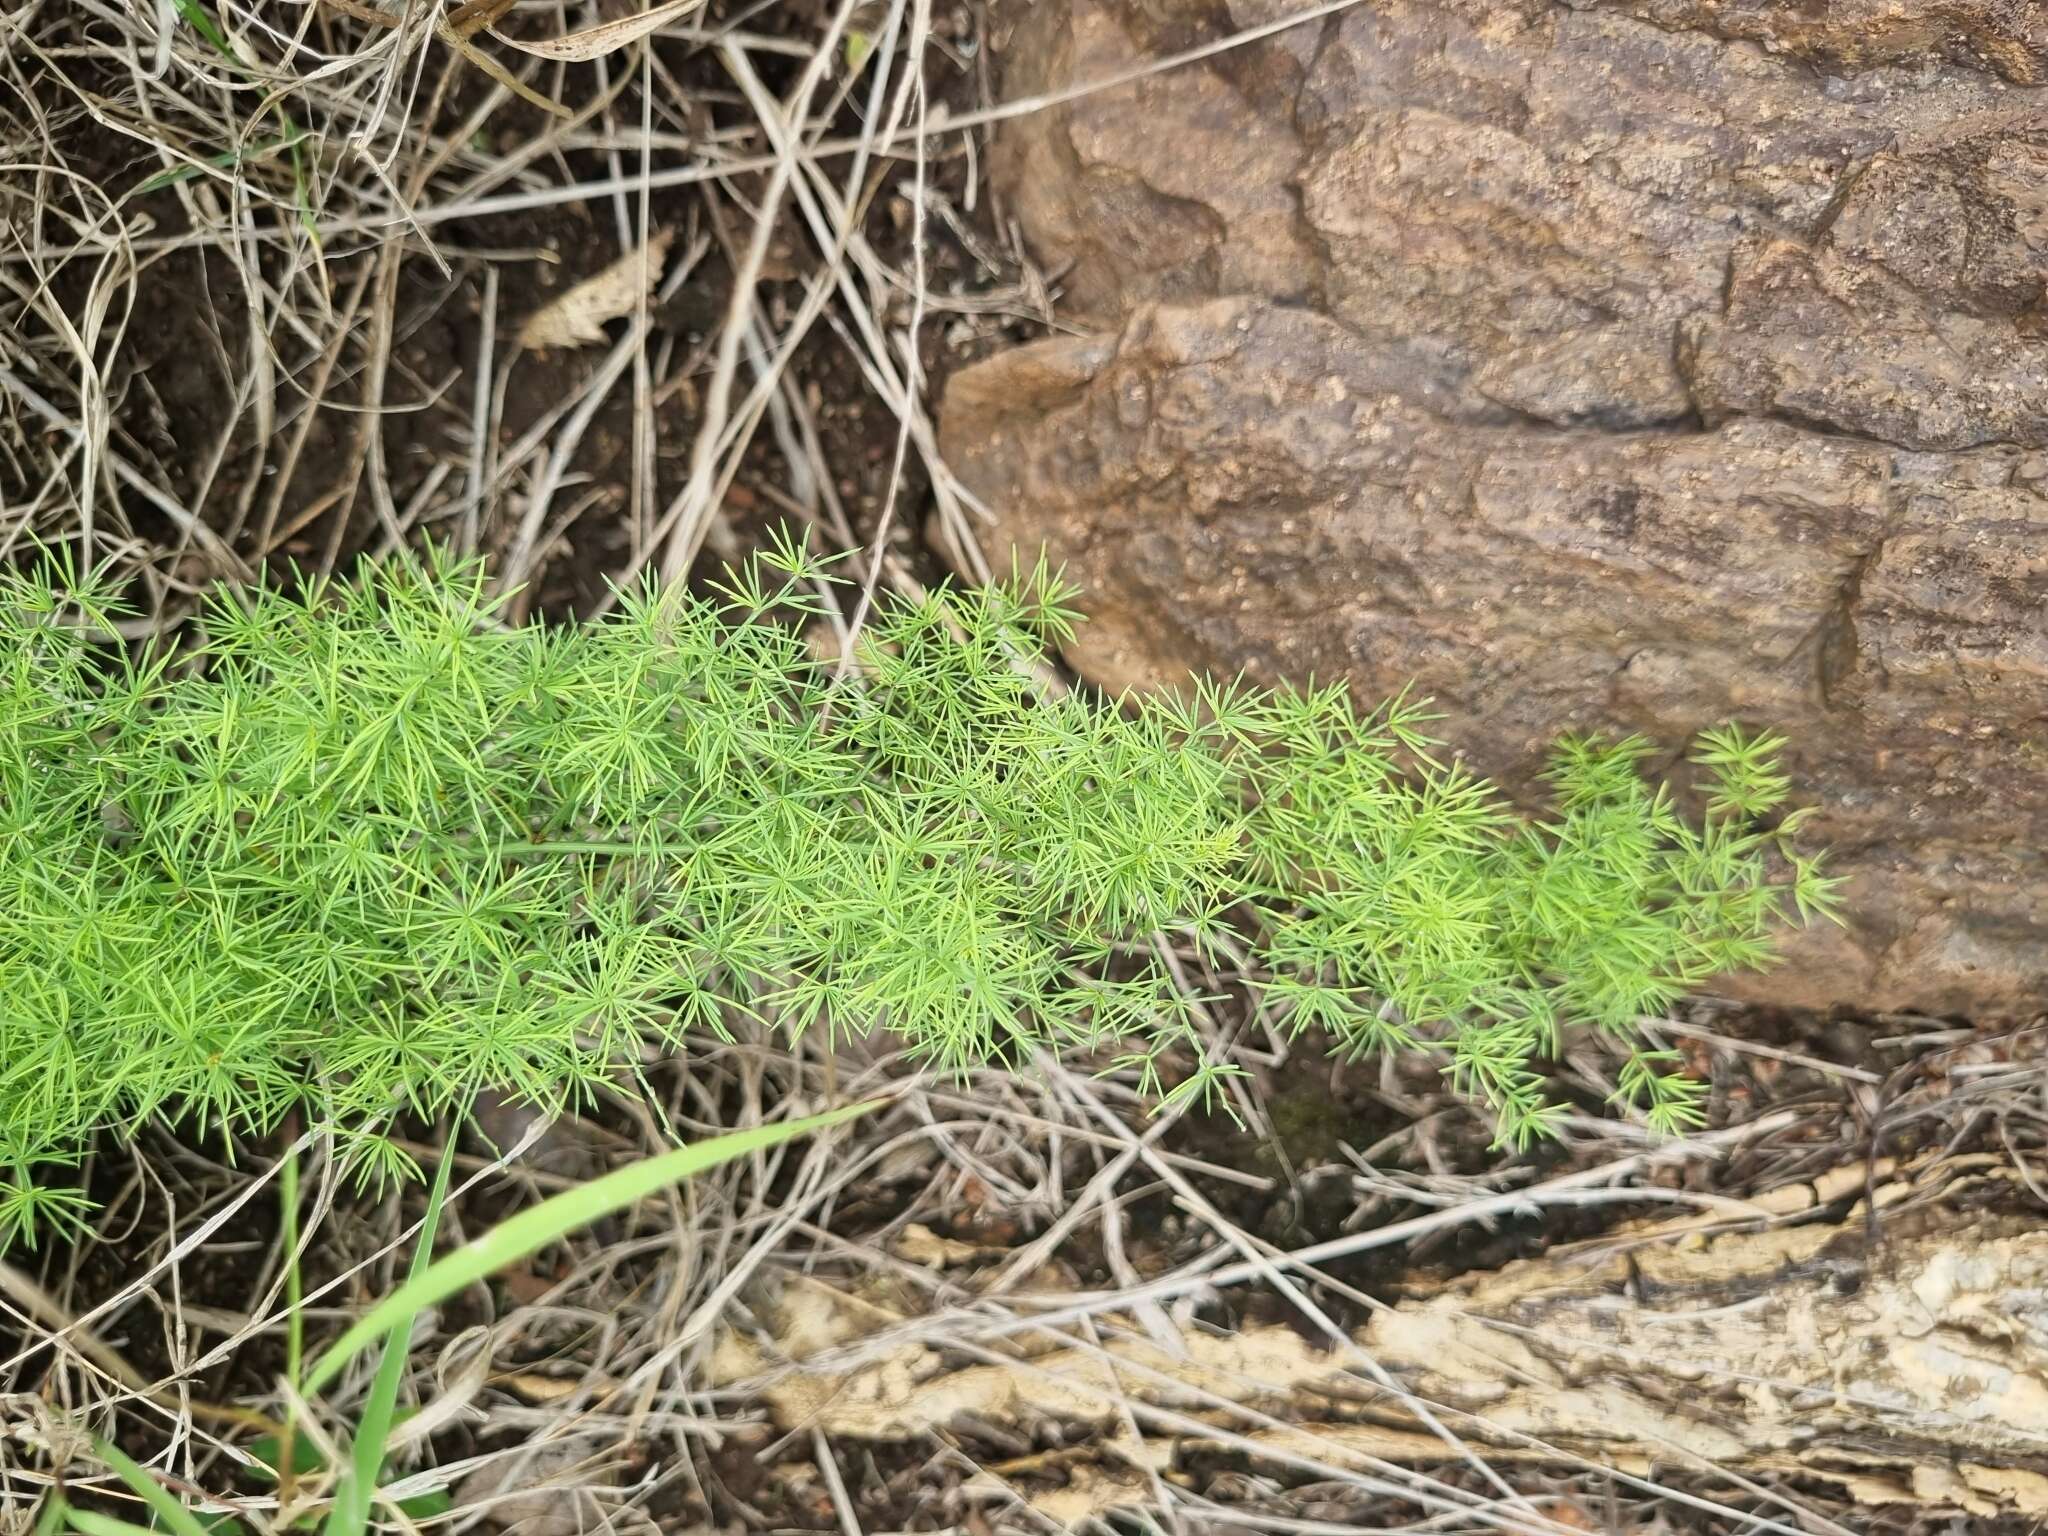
[714,1161,2048,1523]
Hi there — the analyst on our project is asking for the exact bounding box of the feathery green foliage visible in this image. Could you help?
[0,540,1837,1239]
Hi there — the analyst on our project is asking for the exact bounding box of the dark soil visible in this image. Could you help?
[5,1,1035,620]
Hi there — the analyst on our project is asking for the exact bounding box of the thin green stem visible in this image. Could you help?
[480,841,651,859]
[164,0,319,238]
[324,1117,458,1536]
[277,1134,305,1513]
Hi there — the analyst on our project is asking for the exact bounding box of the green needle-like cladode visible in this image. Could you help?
[0,536,1839,1243]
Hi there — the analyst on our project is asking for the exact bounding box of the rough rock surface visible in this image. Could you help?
[941,0,2048,1015]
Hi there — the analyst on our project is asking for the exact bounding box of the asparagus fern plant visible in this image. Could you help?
[0,537,1837,1243]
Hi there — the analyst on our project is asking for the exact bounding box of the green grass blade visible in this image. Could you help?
[289,135,322,250]
[61,1513,159,1536]
[282,1145,305,1389]
[169,0,231,55]
[34,1492,70,1536]
[322,1125,458,1536]
[163,0,317,247]
[84,1435,213,1536]
[277,1140,305,1506]
[304,1101,874,1398]
[136,131,307,194]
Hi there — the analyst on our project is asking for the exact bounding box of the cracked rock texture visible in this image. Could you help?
[940,0,2048,1015]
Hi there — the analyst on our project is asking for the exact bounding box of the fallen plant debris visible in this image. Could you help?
[0,536,1838,1241]
[713,1154,2048,1524]
[518,229,677,351]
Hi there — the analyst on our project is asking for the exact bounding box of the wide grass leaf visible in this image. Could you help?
[304,1101,876,1397]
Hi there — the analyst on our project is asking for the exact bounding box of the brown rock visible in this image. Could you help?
[1000,0,2046,431]
[990,0,1316,320]
[1683,202,2048,450]
[954,0,2048,1024]
[1573,0,2048,85]
[943,0,2048,1014]
[946,297,2048,1014]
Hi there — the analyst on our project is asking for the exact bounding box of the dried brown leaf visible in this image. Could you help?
[492,0,706,62]
[436,21,569,117]
[891,1222,1000,1269]
[519,230,674,350]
